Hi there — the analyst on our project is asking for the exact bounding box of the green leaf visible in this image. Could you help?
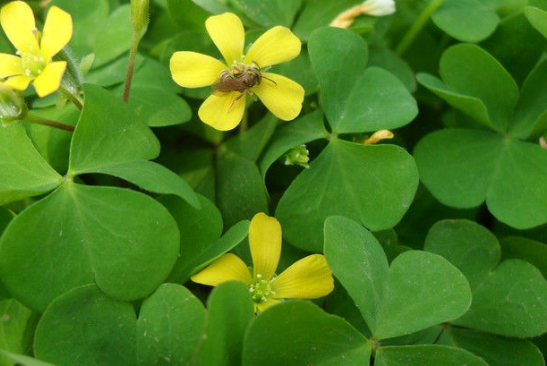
[428,44,518,131]
[160,193,249,282]
[414,129,547,229]
[93,5,134,67]
[0,299,37,366]
[167,0,209,31]
[425,220,547,337]
[325,216,471,340]
[424,220,500,288]
[159,194,222,283]
[26,104,79,173]
[0,124,62,205]
[0,183,179,312]
[86,54,145,87]
[309,27,417,133]
[324,216,389,332]
[417,73,493,130]
[500,236,547,279]
[127,86,191,127]
[269,49,319,96]
[525,6,547,38]
[190,219,250,275]
[373,253,470,339]
[68,84,160,175]
[292,0,362,40]
[512,58,547,138]
[49,0,109,58]
[481,13,546,87]
[0,351,58,366]
[242,301,371,366]
[276,139,418,252]
[224,114,278,162]
[443,327,546,366]
[85,160,199,208]
[194,282,254,366]
[258,109,326,177]
[432,0,500,42]
[374,345,488,366]
[215,150,269,228]
[136,284,207,366]
[237,0,301,27]
[368,46,416,92]
[34,285,136,366]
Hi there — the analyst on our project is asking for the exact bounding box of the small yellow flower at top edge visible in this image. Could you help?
[0,1,73,97]
[191,213,334,312]
[169,13,305,131]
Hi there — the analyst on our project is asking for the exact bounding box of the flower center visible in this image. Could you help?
[248,274,276,304]
[18,50,46,78]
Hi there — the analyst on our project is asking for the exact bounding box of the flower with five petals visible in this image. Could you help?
[0,1,72,97]
[170,12,305,131]
[191,213,334,312]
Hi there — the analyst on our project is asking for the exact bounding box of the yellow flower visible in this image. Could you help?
[191,213,334,312]
[170,13,305,131]
[0,1,72,97]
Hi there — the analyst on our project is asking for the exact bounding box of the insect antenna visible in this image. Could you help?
[251,61,278,86]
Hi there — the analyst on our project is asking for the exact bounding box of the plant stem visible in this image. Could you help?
[395,0,445,56]
[240,110,248,133]
[58,84,83,111]
[123,34,140,103]
[24,113,75,132]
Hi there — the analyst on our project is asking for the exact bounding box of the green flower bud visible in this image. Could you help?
[0,82,26,126]
[284,144,310,168]
[131,0,150,36]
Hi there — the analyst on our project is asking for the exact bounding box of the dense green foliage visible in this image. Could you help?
[0,0,547,365]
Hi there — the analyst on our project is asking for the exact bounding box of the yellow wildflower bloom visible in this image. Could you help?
[191,213,334,312]
[170,13,305,131]
[0,1,72,97]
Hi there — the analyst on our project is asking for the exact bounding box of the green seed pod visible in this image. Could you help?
[0,82,26,126]
[131,0,150,36]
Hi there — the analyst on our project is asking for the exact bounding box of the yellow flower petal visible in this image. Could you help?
[170,51,226,88]
[206,13,244,66]
[0,1,39,53]
[5,75,33,90]
[0,53,24,78]
[253,72,304,121]
[271,254,334,299]
[245,26,301,68]
[249,213,282,281]
[32,60,66,97]
[40,6,73,61]
[256,298,281,313]
[191,253,252,286]
[198,91,246,131]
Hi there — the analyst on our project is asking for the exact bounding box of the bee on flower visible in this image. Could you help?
[191,213,334,312]
[0,1,72,97]
[170,13,305,131]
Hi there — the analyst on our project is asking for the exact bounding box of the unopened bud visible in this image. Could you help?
[331,0,396,29]
[360,0,396,16]
[284,145,310,168]
[0,82,26,126]
[540,135,547,150]
[363,129,394,144]
[131,0,149,36]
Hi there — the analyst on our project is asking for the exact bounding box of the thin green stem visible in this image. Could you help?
[58,84,83,111]
[123,33,140,103]
[240,109,248,133]
[395,0,445,56]
[24,113,75,132]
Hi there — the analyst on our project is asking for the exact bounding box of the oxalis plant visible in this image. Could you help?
[0,0,546,365]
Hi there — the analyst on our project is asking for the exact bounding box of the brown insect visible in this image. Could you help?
[212,63,277,109]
